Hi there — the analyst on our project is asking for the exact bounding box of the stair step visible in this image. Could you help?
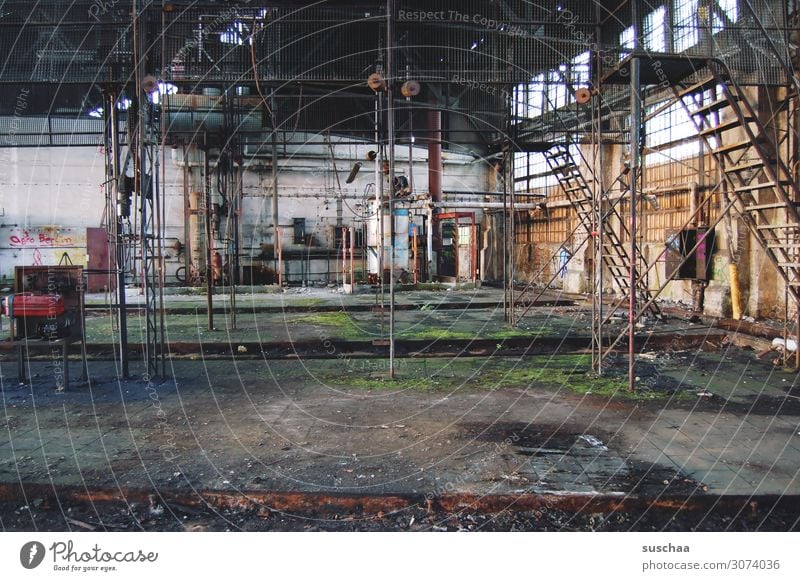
[724,159,765,173]
[777,262,800,268]
[756,223,800,230]
[734,182,782,193]
[745,202,789,211]
[692,97,734,117]
[767,242,800,248]
[677,76,720,98]
[699,117,751,137]
[714,140,755,156]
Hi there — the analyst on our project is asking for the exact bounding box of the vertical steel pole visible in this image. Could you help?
[629,1,642,392]
[204,133,214,331]
[110,90,129,379]
[271,93,280,288]
[387,0,396,377]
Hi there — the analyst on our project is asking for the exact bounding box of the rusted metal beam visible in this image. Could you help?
[0,482,796,520]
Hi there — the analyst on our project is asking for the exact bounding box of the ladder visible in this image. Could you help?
[674,60,800,307]
[544,144,662,318]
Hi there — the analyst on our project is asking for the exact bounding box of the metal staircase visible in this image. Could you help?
[543,144,662,318]
[674,60,800,306]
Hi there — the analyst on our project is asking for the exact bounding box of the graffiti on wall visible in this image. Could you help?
[5,226,82,249]
[0,226,87,278]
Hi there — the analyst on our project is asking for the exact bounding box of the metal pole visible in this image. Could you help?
[342,227,347,289]
[629,55,642,392]
[377,90,385,314]
[387,0,396,377]
[502,161,509,322]
[183,149,191,285]
[271,93,281,288]
[204,133,214,331]
[407,66,414,195]
[110,90,129,379]
[508,88,516,325]
[350,225,355,287]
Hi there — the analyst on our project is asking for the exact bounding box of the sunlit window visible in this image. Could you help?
[645,88,717,161]
[220,21,249,45]
[673,0,699,52]
[713,0,739,34]
[645,6,667,52]
[570,51,590,89]
[620,25,635,54]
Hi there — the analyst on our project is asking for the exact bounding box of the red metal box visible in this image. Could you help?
[2,293,65,318]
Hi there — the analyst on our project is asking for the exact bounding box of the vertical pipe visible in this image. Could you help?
[502,159,509,322]
[387,0,396,377]
[412,225,418,284]
[155,126,166,376]
[350,225,355,287]
[593,0,603,375]
[271,96,281,288]
[508,88,516,325]
[453,218,459,279]
[426,206,433,283]
[342,226,347,289]
[110,90,129,379]
[236,162,244,285]
[472,221,478,284]
[229,155,238,330]
[689,181,699,222]
[204,133,213,331]
[407,68,414,194]
[428,110,442,202]
[629,58,642,392]
[508,129,516,323]
[428,108,442,283]
[377,94,385,309]
[276,226,282,285]
[183,148,191,285]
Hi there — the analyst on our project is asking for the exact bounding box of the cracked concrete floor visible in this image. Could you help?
[1,348,799,501]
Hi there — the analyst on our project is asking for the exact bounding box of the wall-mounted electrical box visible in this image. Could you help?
[665,227,715,281]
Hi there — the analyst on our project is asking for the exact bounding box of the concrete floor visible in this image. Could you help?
[1,287,799,529]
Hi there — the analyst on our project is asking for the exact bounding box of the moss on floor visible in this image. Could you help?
[315,355,690,401]
[281,311,368,340]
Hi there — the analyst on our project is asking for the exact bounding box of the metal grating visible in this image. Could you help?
[0,115,105,146]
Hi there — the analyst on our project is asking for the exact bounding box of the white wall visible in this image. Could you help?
[0,138,488,286]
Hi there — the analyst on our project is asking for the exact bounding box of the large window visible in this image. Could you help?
[511,1,743,189]
[645,6,668,52]
[673,0,700,52]
[620,24,636,53]
[713,0,739,33]
[514,145,583,194]
[645,89,717,162]
[570,51,591,87]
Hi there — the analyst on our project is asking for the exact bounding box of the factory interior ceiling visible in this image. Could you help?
[1,0,800,538]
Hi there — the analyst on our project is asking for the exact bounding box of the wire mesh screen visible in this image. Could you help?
[0,1,133,84]
[0,116,104,146]
[599,0,791,86]
[161,5,384,84]
[396,0,597,85]
[0,1,601,85]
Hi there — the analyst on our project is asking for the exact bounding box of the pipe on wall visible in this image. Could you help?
[428,110,442,203]
[433,202,543,210]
